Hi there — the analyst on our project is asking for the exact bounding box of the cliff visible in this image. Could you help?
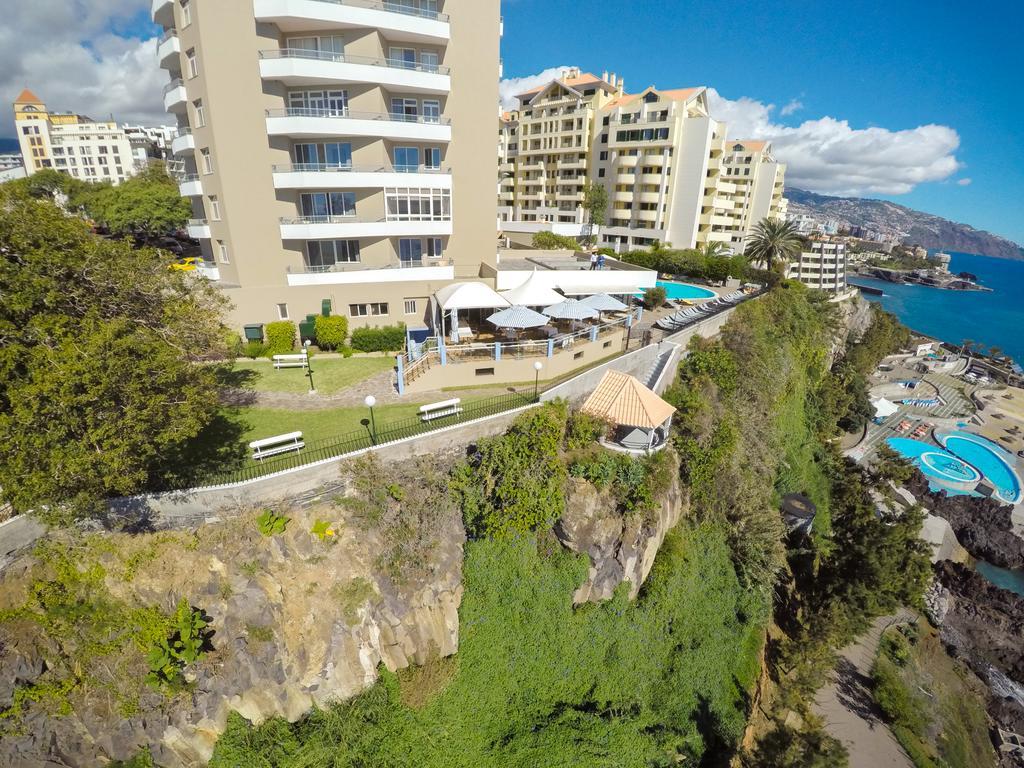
[787,188,1024,261]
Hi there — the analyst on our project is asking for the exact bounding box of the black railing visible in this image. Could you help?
[189,390,537,489]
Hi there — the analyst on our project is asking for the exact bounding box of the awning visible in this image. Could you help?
[559,281,648,296]
[487,305,549,329]
[500,270,566,306]
[581,370,676,430]
[435,282,510,311]
[873,398,899,419]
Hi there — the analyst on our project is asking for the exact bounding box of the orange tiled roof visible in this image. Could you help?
[604,86,701,110]
[517,72,606,98]
[729,139,767,151]
[14,88,42,105]
[580,370,676,430]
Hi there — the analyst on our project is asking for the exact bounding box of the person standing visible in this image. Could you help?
[597,253,606,270]
[590,252,598,271]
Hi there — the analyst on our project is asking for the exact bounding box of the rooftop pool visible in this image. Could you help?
[654,280,717,301]
[938,431,1022,505]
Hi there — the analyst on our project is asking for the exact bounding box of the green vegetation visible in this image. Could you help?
[871,623,997,768]
[350,323,406,353]
[256,510,290,537]
[331,578,379,622]
[146,600,213,690]
[530,230,581,250]
[619,242,749,283]
[310,519,337,542]
[314,314,349,351]
[0,182,231,521]
[581,180,608,245]
[642,284,667,309]
[568,446,673,515]
[231,356,393,396]
[265,320,297,355]
[745,217,804,272]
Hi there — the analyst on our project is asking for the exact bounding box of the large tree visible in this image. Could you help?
[0,186,230,521]
[581,180,608,246]
[745,217,804,273]
[85,161,192,237]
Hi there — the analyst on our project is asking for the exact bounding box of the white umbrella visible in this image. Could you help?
[542,299,600,321]
[488,305,550,329]
[580,293,628,312]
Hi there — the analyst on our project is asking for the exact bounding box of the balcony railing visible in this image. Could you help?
[282,214,452,225]
[187,218,208,227]
[304,0,449,22]
[294,256,454,274]
[265,107,451,125]
[273,163,450,174]
[158,29,177,44]
[177,173,201,183]
[259,48,450,76]
[163,78,185,95]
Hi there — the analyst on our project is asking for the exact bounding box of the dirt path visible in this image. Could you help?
[813,610,916,768]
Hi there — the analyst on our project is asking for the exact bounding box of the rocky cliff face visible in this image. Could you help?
[828,294,875,366]
[556,451,685,603]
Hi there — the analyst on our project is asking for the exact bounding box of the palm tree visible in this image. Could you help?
[696,240,730,259]
[745,217,803,273]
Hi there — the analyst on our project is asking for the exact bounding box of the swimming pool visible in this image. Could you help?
[654,281,717,301]
[938,431,1022,504]
[886,438,982,491]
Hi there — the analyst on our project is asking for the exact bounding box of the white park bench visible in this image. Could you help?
[419,398,463,422]
[273,351,309,369]
[249,431,305,461]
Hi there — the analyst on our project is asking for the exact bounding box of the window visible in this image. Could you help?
[420,51,439,72]
[300,192,356,219]
[208,195,221,220]
[393,146,420,171]
[599,151,608,161]
[193,99,205,127]
[600,133,608,143]
[200,148,213,174]
[277,303,289,320]
[217,240,229,264]
[598,168,605,178]
[404,299,417,315]
[98,146,108,154]
[391,97,418,121]
[186,48,198,79]
[287,35,344,58]
[385,188,451,221]
[390,47,416,68]
[293,142,351,168]
[424,147,441,170]
[349,303,388,317]
[399,238,423,264]
[427,237,443,259]
[180,0,191,26]
[289,89,347,115]
[306,239,360,271]
[422,100,441,123]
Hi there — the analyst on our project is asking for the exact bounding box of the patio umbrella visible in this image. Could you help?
[487,305,549,330]
[580,293,628,312]
[542,299,599,321]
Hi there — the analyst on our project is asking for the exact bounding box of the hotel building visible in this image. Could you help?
[498,70,788,254]
[13,90,137,185]
[152,0,501,331]
[786,239,848,293]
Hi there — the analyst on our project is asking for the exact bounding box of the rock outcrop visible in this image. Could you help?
[555,450,685,603]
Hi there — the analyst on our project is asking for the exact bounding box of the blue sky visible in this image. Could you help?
[501,0,1024,244]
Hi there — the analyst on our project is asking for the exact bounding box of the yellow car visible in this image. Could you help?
[170,257,203,272]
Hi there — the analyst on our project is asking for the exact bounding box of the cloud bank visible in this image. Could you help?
[499,66,574,111]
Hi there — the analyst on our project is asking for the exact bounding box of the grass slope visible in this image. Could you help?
[231,356,393,396]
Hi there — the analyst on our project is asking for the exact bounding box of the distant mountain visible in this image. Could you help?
[786,188,1024,261]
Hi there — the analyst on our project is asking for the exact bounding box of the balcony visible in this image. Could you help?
[258,49,450,95]
[279,216,453,240]
[265,108,451,142]
[253,0,449,43]
[158,31,181,69]
[187,218,211,239]
[170,128,195,155]
[286,258,455,287]
[178,174,204,196]
[152,0,174,26]
[272,164,452,190]
[163,79,187,113]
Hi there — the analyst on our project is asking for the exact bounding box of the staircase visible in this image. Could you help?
[642,346,676,392]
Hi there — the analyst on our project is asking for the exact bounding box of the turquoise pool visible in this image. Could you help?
[886,438,981,491]
[654,281,717,301]
[938,431,1022,504]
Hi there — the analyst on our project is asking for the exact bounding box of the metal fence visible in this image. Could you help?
[186,390,537,489]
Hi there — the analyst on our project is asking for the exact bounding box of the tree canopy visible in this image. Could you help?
[745,217,804,272]
[0,185,230,520]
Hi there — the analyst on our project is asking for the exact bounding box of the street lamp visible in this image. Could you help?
[364,394,377,444]
[304,339,316,394]
[533,361,543,401]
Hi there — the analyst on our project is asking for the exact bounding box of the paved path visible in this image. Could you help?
[813,610,916,768]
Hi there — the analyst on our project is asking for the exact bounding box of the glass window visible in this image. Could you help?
[208,195,221,220]
[193,99,205,127]
[428,238,443,259]
[391,98,418,120]
[389,47,416,68]
[393,147,420,172]
[217,241,229,264]
[399,238,423,263]
[422,100,440,123]
[420,51,439,72]
[201,148,213,174]
[277,303,289,320]
[300,192,355,218]
[186,49,198,78]
[404,300,418,314]
[180,0,191,27]
[424,147,441,170]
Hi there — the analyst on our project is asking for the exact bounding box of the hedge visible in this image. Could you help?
[351,324,406,353]
[265,321,296,356]
[314,315,348,351]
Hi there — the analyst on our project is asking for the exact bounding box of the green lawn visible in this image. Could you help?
[234,402,428,446]
[231,356,394,396]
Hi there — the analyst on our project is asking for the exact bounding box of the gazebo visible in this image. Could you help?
[434,282,510,342]
[580,370,676,453]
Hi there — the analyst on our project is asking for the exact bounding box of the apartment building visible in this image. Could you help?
[498,71,789,254]
[153,0,501,331]
[786,239,848,293]
[13,90,136,184]
[720,139,787,250]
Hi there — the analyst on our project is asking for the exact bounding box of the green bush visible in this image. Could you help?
[340,345,355,358]
[531,231,580,250]
[873,655,927,735]
[568,446,673,514]
[351,324,406,353]
[256,509,290,537]
[145,600,213,690]
[565,411,607,450]
[642,286,667,310]
[265,321,296,356]
[314,315,349,351]
[242,340,267,359]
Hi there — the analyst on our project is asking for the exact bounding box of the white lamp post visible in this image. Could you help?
[364,394,377,444]
[533,361,543,400]
[304,339,316,394]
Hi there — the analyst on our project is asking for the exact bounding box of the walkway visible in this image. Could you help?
[813,610,916,768]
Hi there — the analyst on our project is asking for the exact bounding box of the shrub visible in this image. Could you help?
[340,345,355,358]
[351,324,406,353]
[873,655,927,735]
[145,600,213,689]
[568,446,673,514]
[314,315,349,351]
[642,286,667,310]
[531,231,580,250]
[311,519,336,542]
[265,321,296,356]
[565,411,607,450]
[256,509,290,537]
[242,340,267,359]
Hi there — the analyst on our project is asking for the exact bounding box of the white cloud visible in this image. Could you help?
[780,99,803,116]
[957,178,972,186]
[499,66,574,111]
[1,0,168,138]
[707,88,961,196]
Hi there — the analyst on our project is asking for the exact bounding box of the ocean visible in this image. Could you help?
[851,252,1024,364]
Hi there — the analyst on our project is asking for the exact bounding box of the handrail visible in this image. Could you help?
[187,218,208,226]
[265,107,450,125]
[173,127,192,138]
[177,174,201,183]
[296,257,454,274]
[303,0,449,22]
[163,78,184,95]
[281,214,452,225]
[259,48,450,76]
[272,163,450,174]
[158,29,177,44]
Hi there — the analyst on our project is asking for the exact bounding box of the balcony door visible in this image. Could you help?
[391,98,418,122]
[422,100,440,124]
[393,147,420,173]
[288,35,344,60]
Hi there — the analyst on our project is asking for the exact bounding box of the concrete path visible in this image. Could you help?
[813,610,916,768]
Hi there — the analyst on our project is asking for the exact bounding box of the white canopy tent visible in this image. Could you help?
[434,282,510,342]
[873,398,900,419]
[499,270,566,307]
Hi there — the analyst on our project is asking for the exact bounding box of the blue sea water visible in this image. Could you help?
[975,561,1024,599]
[852,252,1024,364]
